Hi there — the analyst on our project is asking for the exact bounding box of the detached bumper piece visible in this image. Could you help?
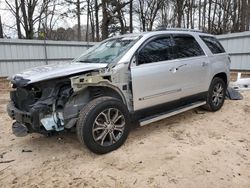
[7,101,66,136]
[7,101,45,135]
[7,102,31,137]
[12,122,29,137]
[7,102,31,124]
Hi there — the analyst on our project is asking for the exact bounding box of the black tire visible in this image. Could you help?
[76,96,131,154]
[203,77,226,112]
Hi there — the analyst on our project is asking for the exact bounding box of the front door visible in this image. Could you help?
[130,35,183,111]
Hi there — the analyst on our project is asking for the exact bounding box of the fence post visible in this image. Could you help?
[42,23,48,65]
[43,38,48,65]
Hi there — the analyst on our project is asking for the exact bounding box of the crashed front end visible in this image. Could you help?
[7,77,74,136]
[6,66,126,137]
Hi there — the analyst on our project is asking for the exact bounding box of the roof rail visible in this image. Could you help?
[155,26,203,33]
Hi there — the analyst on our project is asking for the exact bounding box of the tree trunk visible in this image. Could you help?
[186,0,190,28]
[139,0,146,31]
[129,0,133,33]
[101,0,109,40]
[90,6,95,42]
[224,0,231,33]
[232,0,238,32]
[218,0,222,33]
[176,0,184,27]
[241,0,247,31]
[246,0,250,30]
[202,0,207,31]
[0,16,3,38]
[116,3,125,34]
[236,0,241,32]
[15,0,22,39]
[77,0,81,41]
[20,0,30,38]
[198,0,201,30]
[94,0,100,41]
[211,0,218,33]
[190,0,194,29]
[208,0,212,32]
[86,0,90,41]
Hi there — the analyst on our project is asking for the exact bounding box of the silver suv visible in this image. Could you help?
[7,29,230,154]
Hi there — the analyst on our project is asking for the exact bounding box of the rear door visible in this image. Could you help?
[171,34,210,98]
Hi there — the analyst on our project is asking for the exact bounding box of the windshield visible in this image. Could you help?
[74,36,141,64]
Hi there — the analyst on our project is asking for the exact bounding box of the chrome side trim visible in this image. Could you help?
[139,101,206,126]
[139,88,181,101]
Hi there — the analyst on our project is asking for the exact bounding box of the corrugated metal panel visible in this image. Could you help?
[1,32,249,77]
[217,31,250,70]
[0,39,96,76]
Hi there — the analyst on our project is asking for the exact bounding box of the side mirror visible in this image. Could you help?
[131,51,145,66]
[134,52,139,65]
[137,51,145,65]
[129,52,138,70]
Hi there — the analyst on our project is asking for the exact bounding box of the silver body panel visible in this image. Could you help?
[10,62,108,84]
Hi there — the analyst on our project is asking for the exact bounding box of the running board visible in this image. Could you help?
[139,101,206,126]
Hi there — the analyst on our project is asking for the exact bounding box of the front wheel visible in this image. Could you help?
[76,96,130,154]
[203,77,226,112]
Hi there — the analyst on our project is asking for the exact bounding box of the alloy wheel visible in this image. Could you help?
[92,108,125,146]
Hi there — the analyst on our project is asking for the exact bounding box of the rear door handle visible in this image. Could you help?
[177,64,187,70]
[169,67,177,73]
[169,64,187,73]
[202,62,209,67]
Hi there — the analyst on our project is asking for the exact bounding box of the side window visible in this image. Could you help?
[173,34,205,58]
[138,36,174,65]
[200,36,225,54]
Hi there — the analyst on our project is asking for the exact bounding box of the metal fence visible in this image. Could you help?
[0,32,250,77]
[217,31,250,71]
[0,39,96,77]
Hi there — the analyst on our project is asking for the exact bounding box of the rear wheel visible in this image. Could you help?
[203,77,226,112]
[76,96,130,154]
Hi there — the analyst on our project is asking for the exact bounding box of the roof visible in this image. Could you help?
[110,29,214,40]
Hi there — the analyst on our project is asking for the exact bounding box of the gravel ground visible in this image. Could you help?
[0,91,250,188]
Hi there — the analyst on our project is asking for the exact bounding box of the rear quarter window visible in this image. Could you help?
[200,36,225,54]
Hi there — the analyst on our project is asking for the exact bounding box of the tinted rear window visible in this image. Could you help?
[173,34,205,59]
[200,36,225,54]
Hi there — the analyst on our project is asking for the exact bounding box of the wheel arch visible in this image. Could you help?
[63,85,128,128]
[86,85,127,104]
[212,72,228,85]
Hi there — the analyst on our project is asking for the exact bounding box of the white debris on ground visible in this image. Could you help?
[230,73,250,91]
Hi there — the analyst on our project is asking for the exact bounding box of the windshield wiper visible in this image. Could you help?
[78,58,100,63]
[78,60,93,63]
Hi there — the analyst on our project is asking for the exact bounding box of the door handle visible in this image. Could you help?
[202,62,209,67]
[169,64,187,73]
[177,64,187,70]
[169,67,177,73]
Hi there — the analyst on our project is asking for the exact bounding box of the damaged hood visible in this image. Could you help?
[10,62,108,86]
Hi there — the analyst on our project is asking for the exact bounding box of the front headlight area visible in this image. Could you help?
[9,78,73,134]
[38,81,73,132]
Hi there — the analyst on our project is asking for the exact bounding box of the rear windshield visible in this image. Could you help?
[200,36,225,54]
